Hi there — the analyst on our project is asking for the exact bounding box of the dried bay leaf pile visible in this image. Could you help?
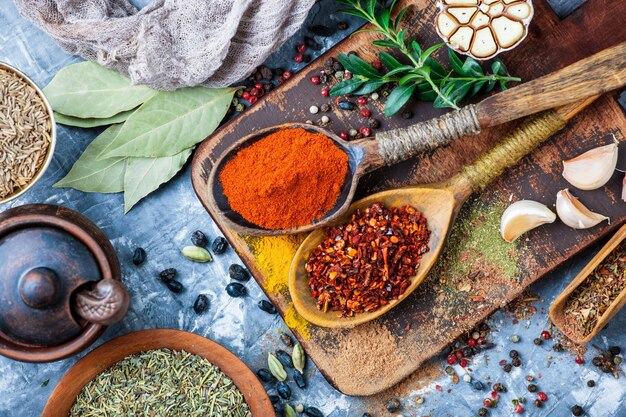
[46,62,236,212]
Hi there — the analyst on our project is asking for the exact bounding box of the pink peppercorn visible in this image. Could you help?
[249,88,260,97]
[254,82,264,90]
[360,108,371,118]
[537,392,548,402]
[339,132,348,140]
[372,59,382,70]
[514,404,524,414]
[321,88,329,97]
[360,127,371,137]
[283,71,293,79]
[447,353,457,365]
[294,54,303,63]
[455,350,463,359]
[540,331,551,340]
[248,96,258,105]
[468,338,476,347]
[242,91,251,100]
[357,97,367,106]
[459,359,468,368]
[491,391,499,400]
[575,356,585,364]
[310,76,321,85]
[344,71,352,79]
[483,399,493,408]
[297,44,306,53]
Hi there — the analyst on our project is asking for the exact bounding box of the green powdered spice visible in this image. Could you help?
[69,349,251,417]
[436,198,521,281]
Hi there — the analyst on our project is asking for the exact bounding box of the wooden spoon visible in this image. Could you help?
[550,224,626,344]
[289,96,598,328]
[208,41,626,236]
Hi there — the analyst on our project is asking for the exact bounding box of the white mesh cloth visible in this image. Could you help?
[14,0,316,89]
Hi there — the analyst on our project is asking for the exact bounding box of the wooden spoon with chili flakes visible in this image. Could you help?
[208,42,626,237]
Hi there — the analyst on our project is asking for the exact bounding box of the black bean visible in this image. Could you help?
[193,294,209,314]
[277,381,291,399]
[132,247,146,266]
[191,230,208,247]
[166,279,184,293]
[268,394,280,404]
[211,237,229,254]
[225,282,246,297]
[258,300,277,314]
[256,368,274,383]
[305,407,324,417]
[386,398,401,412]
[293,370,306,388]
[276,350,294,368]
[159,268,177,283]
[229,264,250,281]
[338,101,354,110]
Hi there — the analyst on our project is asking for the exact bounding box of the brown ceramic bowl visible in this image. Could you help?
[42,329,275,417]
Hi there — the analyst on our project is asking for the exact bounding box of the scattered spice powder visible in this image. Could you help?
[564,240,626,338]
[306,202,430,317]
[0,67,52,199]
[220,127,348,230]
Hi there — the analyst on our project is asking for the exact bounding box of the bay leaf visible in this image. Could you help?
[54,109,136,128]
[123,148,193,213]
[99,87,235,159]
[44,62,156,119]
[53,124,126,193]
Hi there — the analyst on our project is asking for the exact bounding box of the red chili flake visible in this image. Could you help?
[360,126,371,137]
[294,54,304,63]
[339,132,348,140]
[310,76,321,85]
[537,392,548,402]
[305,202,431,317]
[297,44,306,53]
[248,96,258,105]
[283,71,293,80]
[360,108,371,118]
[540,330,551,340]
[242,91,251,100]
[357,97,367,106]
[514,404,524,414]
[321,88,330,97]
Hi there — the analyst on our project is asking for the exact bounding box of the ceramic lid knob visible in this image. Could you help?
[18,267,59,309]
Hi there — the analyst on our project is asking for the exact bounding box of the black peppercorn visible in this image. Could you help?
[553,343,564,352]
[303,54,312,63]
[534,338,543,345]
[132,247,146,266]
[571,405,584,416]
[368,118,380,129]
[401,109,413,119]
[308,24,335,37]
[609,346,621,356]
[534,399,542,407]
[229,264,250,281]
[259,65,273,80]
[527,384,537,392]
[211,237,228,254]
[320,103,331,112]
[587,380,595,387]
[165,279,184,293]
[332,62,344,72]
[503,363,512,373]
[280,333,294,347]
[509,350,519,358]
[193,294,209,314]
[493,383,505,392]
[473,380,484,391]
[159,268,177,282]
[191,230,208,247]
[337,21,349,30]
[478,407,488,416]
[268,394,280,403]
[304,36,322,51]
[512,357,522,367]
[385,398,401,413]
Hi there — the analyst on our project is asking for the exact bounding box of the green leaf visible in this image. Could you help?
[469,80,487,98]
[412,40,422,58]
[460,57,484,77]
[398,72,423,86]
[397,29,408,45]
[448,49,465,76]
[393,5,410,30]
[339,9,368,19]
[420,42,445,64]
[416,82,437,101]
[352,80,386,95]
[424,57,447,80]
[44,62,156,119]
[339,54,380,78]
[53,109,136,128]
[99,87,235,159]
[375,8,391,31]
[365,0,376,16]
[378,51,402,70]
[330,79,365,96]
[491,60,509,76]
[372,39,399,48]
[54,124,126,193]
[123,148,193,213]
[384,65,414,78]
[384,83,417,116]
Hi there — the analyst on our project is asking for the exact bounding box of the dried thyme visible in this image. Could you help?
[69,349,251,417]
[564,241,626,338]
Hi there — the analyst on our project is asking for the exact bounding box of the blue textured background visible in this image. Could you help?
[1,1,625,416]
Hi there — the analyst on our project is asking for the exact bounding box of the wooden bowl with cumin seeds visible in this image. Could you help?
[0,62,56,204]
[42,329,274,417]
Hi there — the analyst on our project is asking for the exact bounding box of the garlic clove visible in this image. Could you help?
[448,6,478,24]
[562,142,618,190]
[449,26,475,51]
[470,27,498,58]
[500,200,556,242]
[438,13,460,37]
[506,1,532,19]
[556,189,609,229]
[444,0,479,5]
[488,2,505,16]
[491,16,525,48]
[470,11,490,28]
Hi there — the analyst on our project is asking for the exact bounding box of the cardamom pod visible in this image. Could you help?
[292,343,306,374]
[285,403,297,417]
[181,246,213,262]
[268,353,287,381]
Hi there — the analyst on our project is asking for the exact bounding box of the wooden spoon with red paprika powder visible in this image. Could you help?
[208,42,626,237]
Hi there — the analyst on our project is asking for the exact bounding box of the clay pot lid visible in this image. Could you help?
[0,204,129,362]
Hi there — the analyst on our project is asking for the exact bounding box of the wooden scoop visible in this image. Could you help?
[208,41,626,236]
[289,96,599,328]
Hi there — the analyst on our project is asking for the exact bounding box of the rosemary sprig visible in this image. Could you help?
[332,0,521,116]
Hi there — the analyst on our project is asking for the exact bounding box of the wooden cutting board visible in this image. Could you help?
[191,0,626,396]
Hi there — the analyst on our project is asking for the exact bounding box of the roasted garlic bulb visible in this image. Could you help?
[436,0,534,60]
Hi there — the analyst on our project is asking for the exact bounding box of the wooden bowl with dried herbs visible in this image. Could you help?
[550,224,626,344]
[0,62,55,203]
[42,329,273,417]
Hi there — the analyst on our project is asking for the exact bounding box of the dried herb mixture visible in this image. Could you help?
[564,241,626,338]
[69,349,250,417]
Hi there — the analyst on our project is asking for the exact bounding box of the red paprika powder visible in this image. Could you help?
[219,127,349,230]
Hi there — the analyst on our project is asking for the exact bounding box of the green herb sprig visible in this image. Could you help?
[332,0,521,116]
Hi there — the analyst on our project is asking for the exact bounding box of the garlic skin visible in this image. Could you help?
[556,189,609,229]
[500,200,556,242]
[562,142,618,190]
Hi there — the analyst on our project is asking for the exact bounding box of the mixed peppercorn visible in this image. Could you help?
[306,202,430,317]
